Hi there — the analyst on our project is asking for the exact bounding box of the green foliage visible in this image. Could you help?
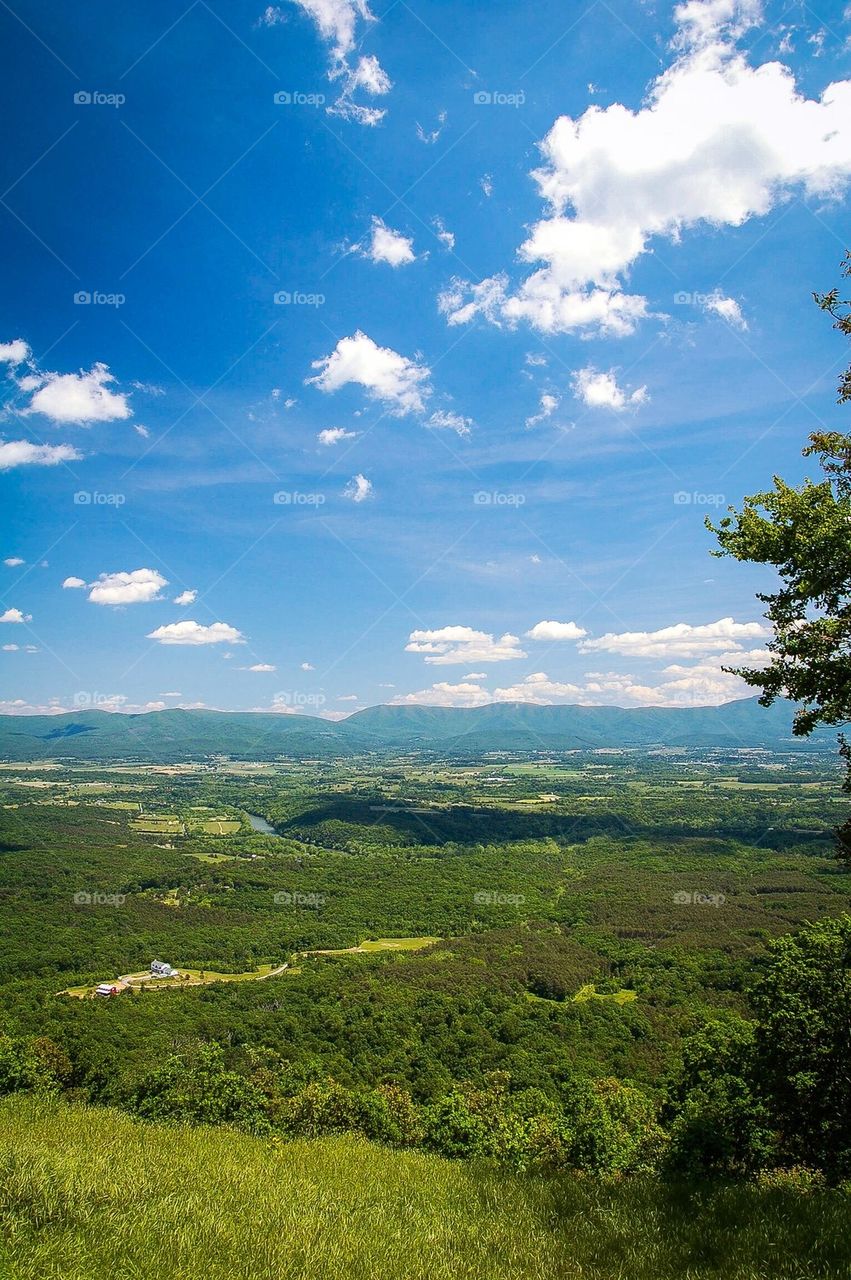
[0,1034,69,1098]
[127,1043,270,1134]
[2,1096,850,1280]
[749,914,851,1179]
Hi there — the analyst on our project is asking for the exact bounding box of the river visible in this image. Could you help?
[246,813,279,836]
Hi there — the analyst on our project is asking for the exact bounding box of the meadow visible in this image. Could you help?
[0,1096,848,1280]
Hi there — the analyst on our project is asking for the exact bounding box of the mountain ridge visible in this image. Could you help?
[0,697,834,761]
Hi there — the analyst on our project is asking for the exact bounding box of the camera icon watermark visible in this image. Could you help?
[72,691,123,709]
[74,491,126,506]
[273,90,325,106]
[74,290,125,308]
[273,290,325,307]
[673,890,726,907]
[273,690,327,710]
[272,890,326,908]
[73,890,126,906]
[673,491,726,507]
[473,90,525,107]
[473,491,526,507]
[73,90,125,108]
[273,491,326,506]
[473,890,525,905]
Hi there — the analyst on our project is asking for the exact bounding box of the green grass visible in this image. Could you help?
[0,1098,848,1280]
[61,964,285,997]
[572,983,638,1005]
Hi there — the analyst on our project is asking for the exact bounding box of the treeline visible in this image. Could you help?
[2,916,848,1181]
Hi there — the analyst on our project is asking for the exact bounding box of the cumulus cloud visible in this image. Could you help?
[87,569,168,606]
[526,620,587,642]
[361,217,415,266]
[493,672,584,703]
[406,625,527,665]
[317,427,357,446]
[439,3,851,336]
[331,54,392,125]
[703,290,748,329]
[245,663,276,672]
[0,608,30,624]
[0,441,81,470]
[284,3,391,124]
[173,589,197,605]
[525,392,559,428]
[579,617,769,659]
[0,339,29,365]
[343,472,373,502]
[147,620,245,646]
[22,362,131,425]
[427,410,472,437]
[308,331,431,415]
[62,576,86,589]
[301,661,315,670]
[392,680,492,708]
[4,558,24,567]
[571,367,648,411]
[432,217,455,249]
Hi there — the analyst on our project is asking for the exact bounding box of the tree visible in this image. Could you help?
[708,254,851,857]
[749,914,851,1180]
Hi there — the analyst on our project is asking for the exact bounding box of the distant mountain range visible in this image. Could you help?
[0,698,834,762]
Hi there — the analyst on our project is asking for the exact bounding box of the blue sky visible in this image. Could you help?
[1,0,850,718]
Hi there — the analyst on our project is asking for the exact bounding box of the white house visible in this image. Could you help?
[150,959,176,978]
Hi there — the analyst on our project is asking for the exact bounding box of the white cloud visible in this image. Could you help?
[288,0,371,58]
[259,5,287,25]
[0,339,29,365]
[301,661,315,670]
[432,217,455,249]
[285,3,391,125]
[246,663,276,672]
[173,589,197,605]
[23,362,131,425]
[427,410,472,437]
[579,617,769,659]
[673,0,762,48]
[147,620,245,646]
[480,174,493,197]
[463,671,487,680]
[406,625,527,665]
[571,367,648,411]
[62,576,86,589]
[2,644,18,651]
[308,331,431,415]
[135,424,151,438]
[343,473,373,502]
[0,608,30,624]
[493,672,584,703]
[0,440,81,470]
[4,558,24,567]
[361,217,416,267]
[526,620,587,642]
[440,8,851,336]
[338,693,358,701]
[703,290,748,329]
[88,569,168,606]
[416,112,447,144]
[525,392,559,428]
[317,427,357,446]
[331,55,392,126]
[392,681,492,708]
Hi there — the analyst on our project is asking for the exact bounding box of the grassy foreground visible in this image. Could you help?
[0,1098,848,1280]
